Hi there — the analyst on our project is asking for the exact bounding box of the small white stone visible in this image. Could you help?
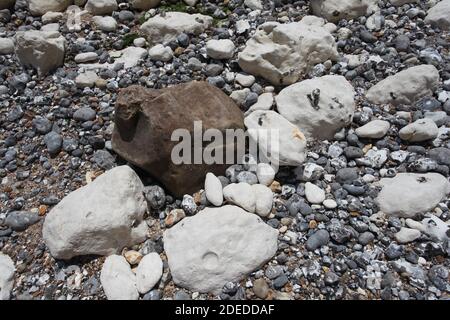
[205,173,223,207]
[136,252,163,295]
[206,39,235,60]
[85,0,118,16]
[100,255,139,300]
[256,163,276,186]
[305,182,325,204]
[133,37,146,47]
[246,93,274,115]
[75,71,99,88]
[323,199,337,209]
[148,44,173,62]
[74,52,99,63]
[223,183,256,213]
[235,20,250,34]
[235,73,256,87]
[92,16,117,32]
[42,11,64,24]
[395,227,421,244]
[399,118,439,142]
[355,120,390,139]
[252,184,273,217]
[244,0,263,10]
[0,38,14,55]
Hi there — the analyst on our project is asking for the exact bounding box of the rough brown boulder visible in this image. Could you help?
[112,81,245,197]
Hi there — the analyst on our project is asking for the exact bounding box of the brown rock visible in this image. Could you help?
[253,278,269,299]
[112,81,245,197]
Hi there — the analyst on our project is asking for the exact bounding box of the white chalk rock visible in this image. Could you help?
[305,182,326,204]
[399,118,439,142]
[100,255,139,300]
[43,166,148,260]
[92,16,117,32]
[0,38,14,55]
[140,12,213,45]
[395,227,421,244]
[355,119,390,139]
[276,75,356,140]
[0,253,15,300]
[15,31,66,77]
[136,252,163,294]
[148,44,173,62]
[29,0,72,16]
[425,0,450,31]
[206,39,235,60]
[256,163,276,186]
[163,205,278,293]
[376,173,450,218]
[223,182,256,212]
[311,0,378,23]
[205,173,223,207]
[238,16,338,85]
[252,184,273,217]
[85,0,118,15]
[244,110,307,166]
[421,215,450,243]
[366,65,440,105]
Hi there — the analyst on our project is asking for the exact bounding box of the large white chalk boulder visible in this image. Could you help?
[238,16,338,85]
[311,0,378,23]
[366,65,440,105]
[140,12,213,45]
[163,205,278,293]
[15,31,66,77]
[43,166,148,260]
[376,173,450,218]
[276,75,356,140]
[244,110,307,166]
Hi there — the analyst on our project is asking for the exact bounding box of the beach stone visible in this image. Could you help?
[15,31,66,77]
[85,0,118,15]
[311,0,378,23]
[223,183,255,213]
[136,252,163,294]
[0,253,15,300]
[376,173,450,218]
[205,173,223,207]
[42,166,148,260]
[276,75,355,140]
[366,65,440,106]
[163,205,278,293]
[140,12,213,46]
[425,0,450,31]
[244,110,307,166]
[399,118,439,142]
[29,0,72,16]
[395,228,421,244]
[238,16,338,85]
[100,255,139,300]
[111,81,244,197]
[355,120,390,139]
